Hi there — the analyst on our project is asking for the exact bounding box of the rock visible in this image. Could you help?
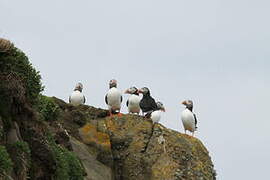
[79,123,113,167]
[75,112,216,180]
[70,138,113,180]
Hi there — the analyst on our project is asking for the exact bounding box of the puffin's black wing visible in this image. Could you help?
[69,96,71,103]
[121,95,123,103]
[126,100,129,107]
[105,94,108,105]
[149,97,158,111]
[193,113,198,126]
[83,96,86,104]
[139,99,146,112]
[139,96,158,113]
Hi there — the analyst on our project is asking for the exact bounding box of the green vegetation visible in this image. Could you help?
[9,141,31,163]
[65,150,85,180]
[0,145,13,178]
[0,42,43,105]
[47,135,84,180]
[8,141,31,177]
[37,95,60,121]
[9,141,31,155]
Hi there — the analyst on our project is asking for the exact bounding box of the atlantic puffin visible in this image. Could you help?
[69,82,86,106]
[138,87,157,117]
[181,100,198,136]
[124,86,141,114]
[151,101,165,123]
[105,79,123,116]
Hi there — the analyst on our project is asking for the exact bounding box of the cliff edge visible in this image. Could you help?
[0,38,216,180]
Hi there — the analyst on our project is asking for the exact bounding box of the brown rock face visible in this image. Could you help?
[54,98,216,180]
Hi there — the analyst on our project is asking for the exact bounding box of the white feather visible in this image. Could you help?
[127,95,141,114]
[151,110,163,123]
[106,87,122,111]
[181,109,196,132]
[69,90,85,106]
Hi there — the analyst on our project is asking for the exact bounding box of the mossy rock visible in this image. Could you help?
[53,99,216,180]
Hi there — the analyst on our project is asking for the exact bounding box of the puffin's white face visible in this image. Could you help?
[125,87,138,94]
[75,82,83,92]
[156,101,165,112]
[109,79,117,88]
[182,100,193,108]
[138,87,149,95]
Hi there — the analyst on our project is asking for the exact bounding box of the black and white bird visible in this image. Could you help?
[138,87,158,117]
[105,79,123,116]
[151,101,165,123]
[125,86,141,114]
[181,100,198,136]
[69,82,86,106]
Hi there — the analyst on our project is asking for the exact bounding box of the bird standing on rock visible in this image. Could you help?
[181,100,198,136]
[105,79,123,116]
[125,86,141,114]
[151,101,165,123]
[138,87,157,117]
[69,82,86,106]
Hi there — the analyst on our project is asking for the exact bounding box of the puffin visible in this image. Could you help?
[138,87,157,117]
[69,82,86,106]
[181,100,198,136]
[105,79,123,116]
[124,86,141,114]
[151,101,165,123]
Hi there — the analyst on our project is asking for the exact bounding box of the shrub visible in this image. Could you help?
[0,39,43,104]
[47,134,84,180]
[11,141,30,154]
[65,150,84,180]
[37,95,60,121]
[0,145,13,177]
[8,141,31,178]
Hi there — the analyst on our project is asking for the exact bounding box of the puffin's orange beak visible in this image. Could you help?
[124,89,129,94]
[161,107,166,112]
[138,89,143,94]
[182,101,187,105]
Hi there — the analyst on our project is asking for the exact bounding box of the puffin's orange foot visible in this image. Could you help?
[117,113,122,117]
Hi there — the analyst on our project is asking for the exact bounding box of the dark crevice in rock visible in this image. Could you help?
[141,121,155,153]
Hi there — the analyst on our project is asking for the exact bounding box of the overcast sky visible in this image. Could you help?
[1,0,270,179]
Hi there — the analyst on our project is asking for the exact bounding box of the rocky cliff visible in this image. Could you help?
[0,39,216,180]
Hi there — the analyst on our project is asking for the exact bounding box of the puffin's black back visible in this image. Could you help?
[139,94,157,113]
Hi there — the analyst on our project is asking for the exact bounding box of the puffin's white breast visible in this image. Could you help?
[181,109,196,132]
[70,90,85,106]
[107,87,122,110]
[128,95,141,113]
[151,110,162,123]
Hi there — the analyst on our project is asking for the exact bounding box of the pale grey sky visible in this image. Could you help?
[1,0,270,179]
